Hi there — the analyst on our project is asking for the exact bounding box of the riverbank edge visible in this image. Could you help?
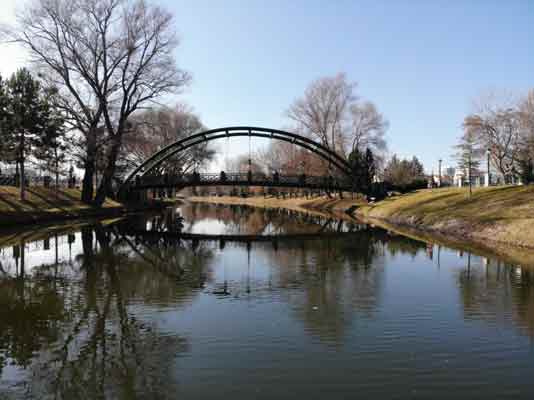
[187,191,534,266]
[0,192,173,228]
[357,214,534,267]
[355,187,534,251]
[0,205,174,228]
[0,206,126,227]
[186,195,363,220]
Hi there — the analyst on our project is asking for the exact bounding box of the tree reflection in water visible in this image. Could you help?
[1,203,534,398]
[457,252,534,339]
[0,223,214,399]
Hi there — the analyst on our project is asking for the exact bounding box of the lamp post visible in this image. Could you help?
[486,148,491,187]
[438,159,442,187]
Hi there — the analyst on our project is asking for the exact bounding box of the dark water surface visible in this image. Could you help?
[1,202,533,399]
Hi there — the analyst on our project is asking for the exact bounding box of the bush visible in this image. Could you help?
[384,179,428,194]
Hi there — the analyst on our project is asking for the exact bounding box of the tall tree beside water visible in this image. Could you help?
[3,69,51,199]
[7,0,190,205]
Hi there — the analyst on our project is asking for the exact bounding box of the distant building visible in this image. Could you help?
[431,165,455,187]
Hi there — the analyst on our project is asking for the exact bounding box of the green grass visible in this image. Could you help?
[359,185,534,248]
[0,186,123,226]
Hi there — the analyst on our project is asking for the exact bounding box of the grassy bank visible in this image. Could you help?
[0,186,124,227]
[357,185,534,250]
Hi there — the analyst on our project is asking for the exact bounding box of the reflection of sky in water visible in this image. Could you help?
[0,231,84,276]
[185,218,230,235]
[1,205,534,399]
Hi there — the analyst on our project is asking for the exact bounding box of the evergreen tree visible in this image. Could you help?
[455,129,482,198]
[348,147,376,194]
[364,148,376,192]
[0,74,13,165]
[348,147,363,189]
[8,69,46,199]
[4,68,54,199]
[34,87,67,189]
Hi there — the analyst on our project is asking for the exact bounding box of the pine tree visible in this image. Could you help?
[455,129,482,198]
[348,147,363,190]
[6,68,48,199]
[34,87,67,189]
[364,148,376,192]
[0,74,13,166]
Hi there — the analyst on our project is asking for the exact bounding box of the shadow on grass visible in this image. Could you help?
[0,192,43,212]
[52,189,82,203]
[0,193,24,212]
[26,188,71,213]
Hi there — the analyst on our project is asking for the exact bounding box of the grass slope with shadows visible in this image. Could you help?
[0,186,123,226]
[357,185,534,249]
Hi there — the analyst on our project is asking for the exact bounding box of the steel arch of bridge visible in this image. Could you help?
[121,126,353,190]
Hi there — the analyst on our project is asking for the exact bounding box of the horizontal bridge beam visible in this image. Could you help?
[131,172,355,191]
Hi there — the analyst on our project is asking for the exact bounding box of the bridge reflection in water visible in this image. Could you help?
[1,203,534,399]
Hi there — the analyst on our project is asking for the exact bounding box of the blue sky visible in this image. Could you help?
[163,0,534,171]
[2,0,533,171]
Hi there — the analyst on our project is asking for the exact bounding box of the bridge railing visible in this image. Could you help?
[131,172,354,190]
[0,174,75,188]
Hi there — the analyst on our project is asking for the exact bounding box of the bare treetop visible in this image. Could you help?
[287,73,356,152]
[348,101,388,154]
[5,0,191,204]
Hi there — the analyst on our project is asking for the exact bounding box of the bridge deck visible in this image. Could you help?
[129,172,355,191]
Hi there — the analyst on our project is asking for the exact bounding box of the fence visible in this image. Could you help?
[0,174,76,188]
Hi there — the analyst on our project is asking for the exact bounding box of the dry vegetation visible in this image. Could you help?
[358,185,534,249]
[0,186,122,226]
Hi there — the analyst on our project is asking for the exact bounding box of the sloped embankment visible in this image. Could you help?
[0,186,124,227]
[356,186,534,249]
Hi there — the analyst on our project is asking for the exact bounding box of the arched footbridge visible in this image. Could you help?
[119,126,361,196]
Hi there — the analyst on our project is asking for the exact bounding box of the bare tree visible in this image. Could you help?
[6,0,190,205]
[347,101,387,152]
[518,90,534,182]
[464,93,523,181]
[286,73,356,157]
[347,100,388,171]
[121,104,214,175]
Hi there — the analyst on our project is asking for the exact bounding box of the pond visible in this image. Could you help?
[0,202,533,399]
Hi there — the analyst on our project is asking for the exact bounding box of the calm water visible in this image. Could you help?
[1,202,533,399]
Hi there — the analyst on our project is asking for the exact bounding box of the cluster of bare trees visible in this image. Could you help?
[459,90,534,184]
[4,0,191,205]
[121,103,214,176]
[260,73,388,177]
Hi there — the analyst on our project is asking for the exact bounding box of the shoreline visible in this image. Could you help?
[187,189,534,266]
[186,195,363,220]
[355,186,534,251]
[0,186,172,228]
[358,214,534,268]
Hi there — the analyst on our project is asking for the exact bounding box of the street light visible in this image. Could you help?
[486,148,491,187]
[438,159,442,187]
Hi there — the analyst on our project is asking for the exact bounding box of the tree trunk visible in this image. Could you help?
[19,134,25,201]
[20,159,26,201]
[468,157,472,198]
[81,127,98,204]
[94,134,121,206]
[55,151,59,194]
